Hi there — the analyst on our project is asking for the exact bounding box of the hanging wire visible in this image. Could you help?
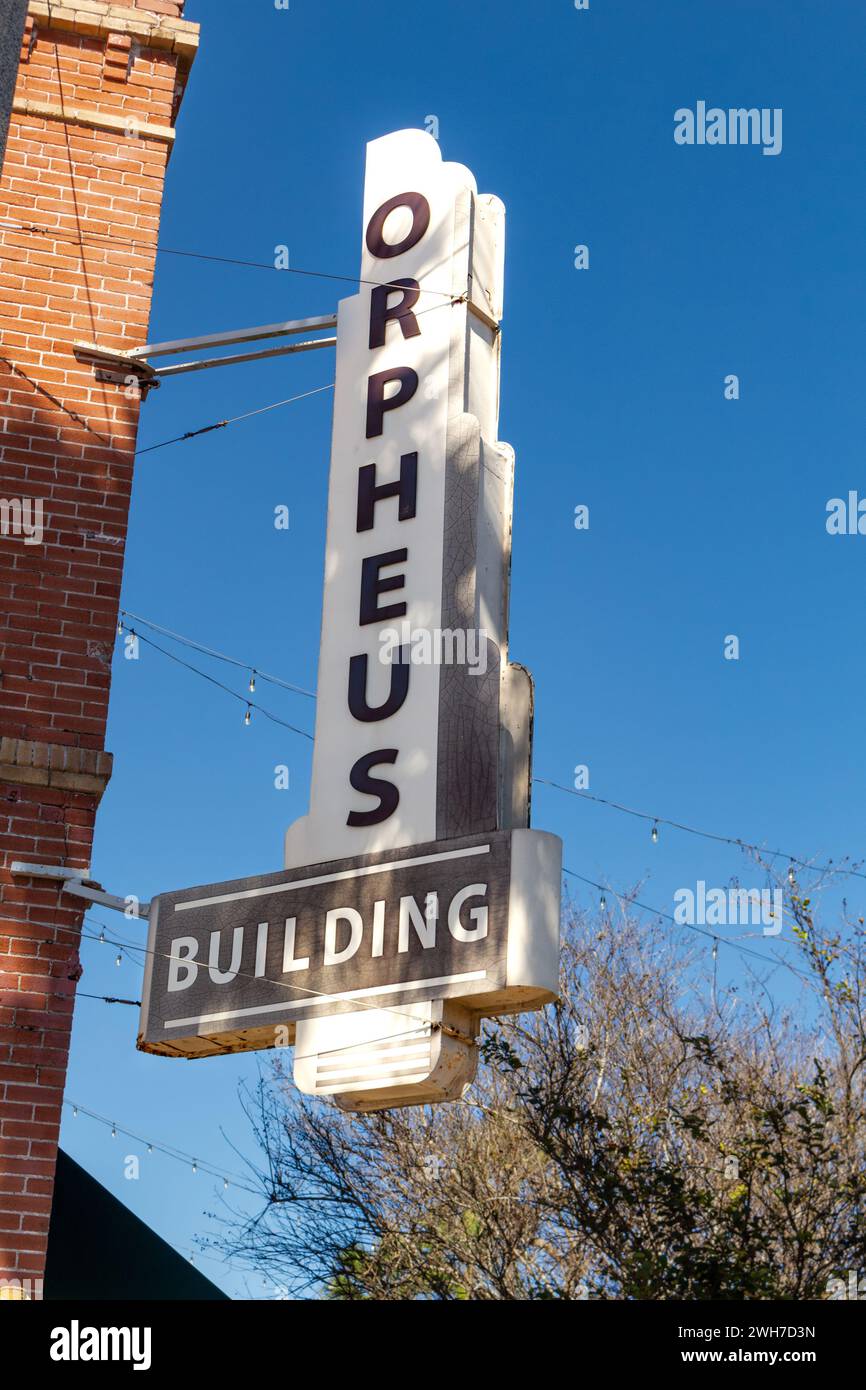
[0,216,458,297]
[117,623,313,740]
[134,382,335,457]
[111,605,862,884]
[561,868,815,984]
[63,1101,260,1196]
[533,777,865,882]
[118,612,315,699]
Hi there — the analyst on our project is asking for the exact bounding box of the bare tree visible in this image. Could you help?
[214,869,866,1300]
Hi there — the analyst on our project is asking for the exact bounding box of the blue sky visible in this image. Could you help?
[61,0,865,1298]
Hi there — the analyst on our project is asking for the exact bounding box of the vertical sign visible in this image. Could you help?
[138,131,561,1112]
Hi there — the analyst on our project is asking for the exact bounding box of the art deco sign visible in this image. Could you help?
[138,130,561,1110]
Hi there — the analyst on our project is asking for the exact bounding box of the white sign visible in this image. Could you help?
[285,128,512,868]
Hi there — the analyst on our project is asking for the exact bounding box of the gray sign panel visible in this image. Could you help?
[139,830,522,1056]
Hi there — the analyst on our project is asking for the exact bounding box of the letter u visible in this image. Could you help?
[348,649,410,721]
[208,927,244,985]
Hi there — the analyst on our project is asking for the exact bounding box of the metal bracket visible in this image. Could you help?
[10,861,90,882]
[72,344,161,397]
[10,862,150,918]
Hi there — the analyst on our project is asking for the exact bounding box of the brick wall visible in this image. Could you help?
[0,0,198,1293]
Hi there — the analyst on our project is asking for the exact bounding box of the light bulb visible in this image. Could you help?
[147,1144,153,1154]
[115,953,122,967]
[72,1106,78,1118]
[111,1123,117,1139]
[249,672,256,693]
[191,1159,197,1175]
[651,824,659,843]
[244,706,252,726]
[600,894,607,912]
[99,929,106,944]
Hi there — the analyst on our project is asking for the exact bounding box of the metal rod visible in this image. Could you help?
[132,314,338,361]
[63,880,150,919]
[152,336,337,377]
[467,298,500,334]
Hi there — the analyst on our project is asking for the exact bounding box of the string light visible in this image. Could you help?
[119,610,315,700]
[599,894,607,912]
[563,868,816,984]
[248,672,256,694]
[63,1101,261,1197]
[113,610,862,883]
[125,626,313,739]
[535,778,865,882]
[115,953,122,967]
[72,1106,78,1118]
[244,705,252,727]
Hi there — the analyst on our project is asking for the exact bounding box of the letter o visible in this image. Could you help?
[366,192,430,259]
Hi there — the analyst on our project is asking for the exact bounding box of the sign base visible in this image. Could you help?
[294,1000,478,1112]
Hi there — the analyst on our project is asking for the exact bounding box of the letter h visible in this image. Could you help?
[356,452,418,532]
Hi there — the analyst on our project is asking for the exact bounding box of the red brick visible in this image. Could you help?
[0,0,197,1285]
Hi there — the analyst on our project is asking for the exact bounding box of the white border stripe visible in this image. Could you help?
[174,844,491,912]
[163,970,488,1029]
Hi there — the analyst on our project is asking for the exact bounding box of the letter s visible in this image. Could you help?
[347,750,399,827]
